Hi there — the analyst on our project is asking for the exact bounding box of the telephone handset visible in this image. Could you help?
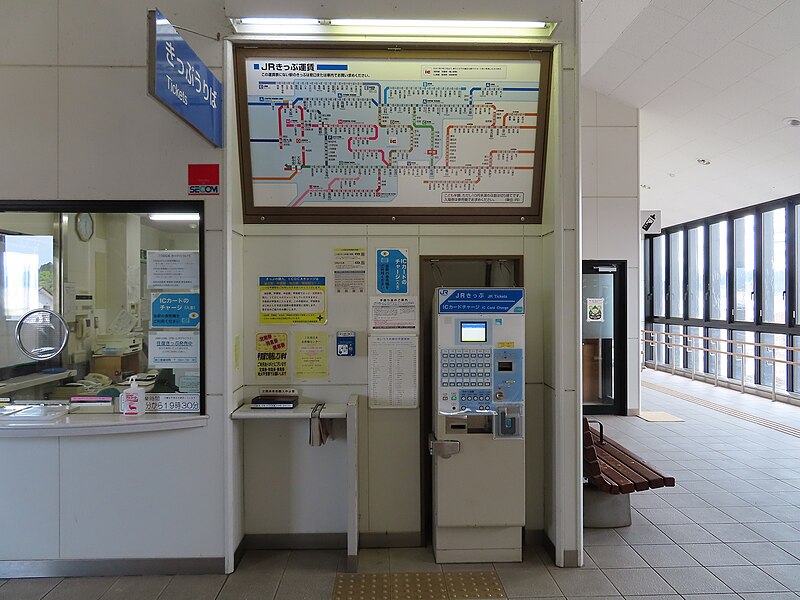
[77,372,112,391]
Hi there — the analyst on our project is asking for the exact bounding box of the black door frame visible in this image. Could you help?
[582,260,627,416]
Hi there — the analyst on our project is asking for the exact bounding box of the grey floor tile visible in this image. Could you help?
[679,507,738,524]
[549,568,619,597]
[441,562,495,571]
[274,572,335,600]
[762,505,800,522]
[631,495,671,509]
[156,574,227,600]
[355,548,390,573]
[614,525,673,545]
[584,529,630,546]
[657,524,720,544]
[585,546,648,568]
[739,593,800,600]
[43,577,116,600]
[235,549,290,573]
[747,523,800,542]
[97,576,172,599]
[736,492,794,507]
[775,541,800,559]
[631,544,700,567]
[622,596,680,600]
[761,565,800,591]
[495,564,562,598]
[696,491,752,507]
[654,567,732,594]
[708,566,788,593]
[602,568,675,595]
[681,594,741,600]
[729,542,800,565]
[661,494,711,509]
[216,571,281,600]
[389,547,441,572]
[285,549,345,573]
[701,522,768,542]
[0,578,60,600]
[637,508,694,525]
[681,543,750,566]
[719,505,780,523]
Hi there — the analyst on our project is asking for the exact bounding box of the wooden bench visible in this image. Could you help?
[582,417,675,527]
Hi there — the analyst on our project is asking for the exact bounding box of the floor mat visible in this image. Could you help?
[638,410,684,422]
[333,571,506,600]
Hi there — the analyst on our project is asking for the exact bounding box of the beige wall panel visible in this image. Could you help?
[596,127,638,197]
[243,419,349,533]
[60,411,226,558]
[418,224,524,238]
[419,236,523,257]
[524,383,545,530]
[366,407,420,533]
[232,232,245,393]
[523,235,545,384]
[0,68,58,199]
[242,235,369,387]
[59,0,226,68]
[58,67,223,200]
[0,1,57,65]
[0,438,59,559]
[205,230,225,395]
[595,196,639,260]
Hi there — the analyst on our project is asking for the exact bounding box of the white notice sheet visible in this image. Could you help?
[368,335,418,408]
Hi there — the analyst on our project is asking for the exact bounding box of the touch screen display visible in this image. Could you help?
[460,321,487,343]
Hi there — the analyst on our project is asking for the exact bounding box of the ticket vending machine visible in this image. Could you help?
[430,287,525,563]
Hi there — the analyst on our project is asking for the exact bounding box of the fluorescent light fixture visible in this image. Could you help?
[149,213,200,221]
[237,17,322,26]
[230,16,556,38]
[329,19,547,28]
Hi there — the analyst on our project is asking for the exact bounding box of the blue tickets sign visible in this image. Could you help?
[151,293,201,328]
[437,288,525,314]
[377,249,408,294]
[148,9,223,147]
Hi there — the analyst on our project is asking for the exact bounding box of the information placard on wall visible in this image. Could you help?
[235,47,552,224]
[368,335,418,408]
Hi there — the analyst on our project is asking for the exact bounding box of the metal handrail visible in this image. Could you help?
[640,328,798,401]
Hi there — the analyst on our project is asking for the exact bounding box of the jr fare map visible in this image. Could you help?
[243,57,544,209]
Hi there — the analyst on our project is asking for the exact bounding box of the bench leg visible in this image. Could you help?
[583,487,631,528]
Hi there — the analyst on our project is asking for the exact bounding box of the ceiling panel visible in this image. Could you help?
[612,6,688,60]
[685,41,773,91]
[670,0,759,58]
[645,79,718,118]
[649,0,714,20]
[736,0,800,56]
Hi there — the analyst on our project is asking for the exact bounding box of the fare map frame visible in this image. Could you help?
[235,46,552,224]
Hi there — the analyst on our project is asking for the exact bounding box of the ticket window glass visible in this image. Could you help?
[582,260,627,415]
[0,204,204,413]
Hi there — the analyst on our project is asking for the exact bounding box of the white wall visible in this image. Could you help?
[0,0,230,568]
[581,87,641,414]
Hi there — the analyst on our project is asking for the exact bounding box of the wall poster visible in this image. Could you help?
[235,47,552,224]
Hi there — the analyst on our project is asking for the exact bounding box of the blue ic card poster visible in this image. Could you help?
[377,249,408,294]
[151,293,201,328]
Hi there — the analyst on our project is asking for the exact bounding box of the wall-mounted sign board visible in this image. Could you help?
[234,46,552,223]
[147,8,223,147]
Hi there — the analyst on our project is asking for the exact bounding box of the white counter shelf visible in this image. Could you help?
[230,403,347,420]
[0,411,208,437]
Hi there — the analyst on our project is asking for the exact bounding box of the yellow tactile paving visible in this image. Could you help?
[333,571,507,600]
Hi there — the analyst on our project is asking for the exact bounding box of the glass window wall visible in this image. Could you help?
[669,231,684,318]
[688,226,705,319]
[709,220,728,321]
[734,214,755,322]
[653,235,666,317]
[762,208,786,324]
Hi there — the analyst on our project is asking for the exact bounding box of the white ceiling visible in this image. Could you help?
[581,0,800,227]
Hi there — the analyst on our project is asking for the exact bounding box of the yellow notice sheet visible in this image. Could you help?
[294,331,329,379]
[256,332,288,378]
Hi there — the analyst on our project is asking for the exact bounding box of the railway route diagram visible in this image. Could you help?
[243,58,544,209]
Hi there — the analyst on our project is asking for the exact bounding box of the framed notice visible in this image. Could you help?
[234,46,552,224]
